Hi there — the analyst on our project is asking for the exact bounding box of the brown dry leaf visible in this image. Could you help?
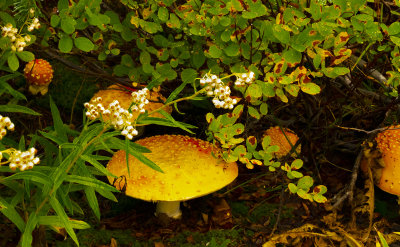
[314,237,330,247]
[154,242,164,247]
[110,238,117,247]
[351,159,375,240]
[262,224,343,247]
[211,199,233,228]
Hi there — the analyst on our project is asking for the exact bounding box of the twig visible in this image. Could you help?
[268,185,285,237]
[42,48,133,87]
[331,149,363,210]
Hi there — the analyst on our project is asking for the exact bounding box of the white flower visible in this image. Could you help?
[7,148,40,171]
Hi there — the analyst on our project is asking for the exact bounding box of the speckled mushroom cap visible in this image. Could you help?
[91,85,172,120]
[106,135,238,202]
[374,125,400,195]
[23,59,54,95]
[264,126,300,158]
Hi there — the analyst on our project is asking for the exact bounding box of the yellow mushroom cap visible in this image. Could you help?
[374,125,400,195]
[106,135,238,202]
[264,126,300,158]
[91,85,172,120]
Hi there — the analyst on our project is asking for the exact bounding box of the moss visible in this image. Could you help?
[52,228,243,247]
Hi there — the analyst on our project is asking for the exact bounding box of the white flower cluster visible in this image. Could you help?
[1,13,39,52]
[200,74,238,109]
[1,22,35,52]
[0,115,15,140]
[130,88,149,113]
[84,87,150,140]
[1,23,18,39]
[27,18,40,32]
[3,147,40,171]
[234,71,255,86]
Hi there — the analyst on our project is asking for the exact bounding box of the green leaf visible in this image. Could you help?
[300,83,321,95]
[159,110,194,134]
[0,104,41,115]
[84,187,100,220]
[209,45,222,58]
[21,213,37,247]
[273,24,290,44]
[259,103,268,115]
[140,51,151,64]
[38,216,90,229]
[49,96,67,141]
[158,7,169,22]
[16,51,34,62]
[3,171,52,186]
[297,176,313,190]
[0,74,26,100]
[291,159,303,169]
[282,49,301,64]
[167,13,181,28]
[390,36,400,46]
[142,21,162,33]
[49,196,79,246]
[191,49,205,69]
[248,106,260,119]
[51,15,60,27]
[74,37,94,52]
[0,196,25,232]
[59,35,73,53]
[181,68,197,84]
[245,84,262,102]
[224,43,240,57]
[288,183,298,193]
[61,16,76,34]
[389,22,400,36]
[0,11,16,26]
[80,155,116,177]
[7,53,19,71]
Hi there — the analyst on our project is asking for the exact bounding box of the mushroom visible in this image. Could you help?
[106,135,238,219]
[23,59,54,95]
[264,126,301,158]
[90,84,172,121]
[361,125,400,195]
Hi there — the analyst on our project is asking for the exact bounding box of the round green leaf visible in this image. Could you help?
[61,16,76,34]
[273,24,290,44]
[245,84,262,101]
[140,51,151,65]
[59,36,73,53]
[224,43,240,57]
[191,50,205,69]
[283,49,302,64]
[74,37,94,52]
[259,103,268,115]
[16,51,34,62]
[300,83,320,95]
[288,183,298,193]
[208,45,222,58]
[297,176,313,190]
[51,15,60,27]
[158,7,169,22]
[7,53,19,71]
[219,16,231,26]
[181,69,197,84]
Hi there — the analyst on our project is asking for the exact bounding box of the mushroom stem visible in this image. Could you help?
[156,201,182,219]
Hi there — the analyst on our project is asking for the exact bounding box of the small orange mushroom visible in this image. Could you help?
[23,59,54,95]
[264,126,301,158]
[362,125,400,195]
[90,85,172,121]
